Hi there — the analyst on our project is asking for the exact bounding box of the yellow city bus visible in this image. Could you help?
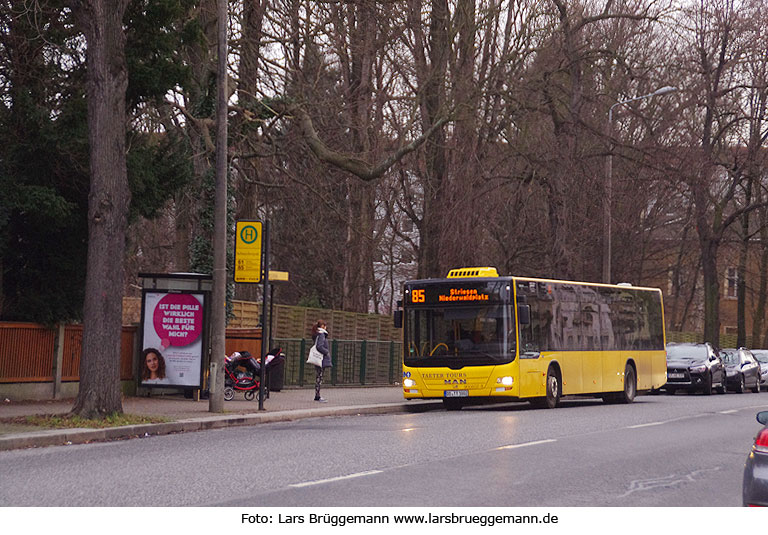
[396,267,667,409]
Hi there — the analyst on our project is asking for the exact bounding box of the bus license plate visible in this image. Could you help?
[444,390,468,398]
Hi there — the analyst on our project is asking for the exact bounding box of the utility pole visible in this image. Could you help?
[209,0,228,412]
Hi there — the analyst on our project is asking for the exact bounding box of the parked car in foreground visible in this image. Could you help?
[721,348,761,393]
[750,349,768,387]
[665,342,727,395]
[743,411,768,506]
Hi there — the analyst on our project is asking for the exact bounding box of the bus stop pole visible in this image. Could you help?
[258,220,270,410]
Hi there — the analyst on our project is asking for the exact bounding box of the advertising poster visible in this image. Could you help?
[141,291,205,387]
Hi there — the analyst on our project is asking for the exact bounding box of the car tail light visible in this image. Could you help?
[755,428,768,453]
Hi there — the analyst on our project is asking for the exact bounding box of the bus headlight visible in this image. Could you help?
[496,376,514,386]
[403,378,416,388]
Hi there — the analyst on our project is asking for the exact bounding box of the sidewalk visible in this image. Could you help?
[0,386,441,451]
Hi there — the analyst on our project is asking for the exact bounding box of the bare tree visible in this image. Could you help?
[672,0,768,345]
[69,0,130,418]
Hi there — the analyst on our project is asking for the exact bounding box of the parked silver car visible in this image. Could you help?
[750,349,768,387]
[721,348,761,393]
[743,411,768,506]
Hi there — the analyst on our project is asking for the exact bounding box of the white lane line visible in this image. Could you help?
[289,470,383,488]
[627,421,665,429]
[629,410,744,429]
[496,439,557,450]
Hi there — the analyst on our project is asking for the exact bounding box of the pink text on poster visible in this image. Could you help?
[152,293,203,349]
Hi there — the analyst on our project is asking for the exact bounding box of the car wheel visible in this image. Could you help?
[752,379,760,394]
[738,374,746,393]
[702,372,713,395]
[617,364,637,404]
[544,367,561,409]
[717,374,727,394]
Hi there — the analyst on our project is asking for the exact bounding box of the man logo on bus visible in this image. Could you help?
[445,379,467,385]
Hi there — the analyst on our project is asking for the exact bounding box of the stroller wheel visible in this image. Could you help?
[244,390,255,401]
[223,386,235,401]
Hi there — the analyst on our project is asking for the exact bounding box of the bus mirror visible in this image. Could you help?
[394,310,403,329]
[518,304,531,325]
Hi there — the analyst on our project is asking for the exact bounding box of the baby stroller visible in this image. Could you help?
[223,348,284,401]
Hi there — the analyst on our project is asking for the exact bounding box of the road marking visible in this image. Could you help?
[619,467,721,498]
[289,470,383,488]
[719,409,738,414]
[496,439,556,450]
[627,421,666,428]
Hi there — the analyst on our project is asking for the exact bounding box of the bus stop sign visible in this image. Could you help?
[234,221,263,283]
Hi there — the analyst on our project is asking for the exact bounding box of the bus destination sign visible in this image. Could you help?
[408,282,507,305]
[438,288,490,302]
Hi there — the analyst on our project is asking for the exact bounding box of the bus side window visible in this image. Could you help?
[517,304,533,352]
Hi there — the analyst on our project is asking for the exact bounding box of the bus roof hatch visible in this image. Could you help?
[446,267,499,278]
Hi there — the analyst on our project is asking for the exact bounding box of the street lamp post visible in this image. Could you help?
[603,86,677,284]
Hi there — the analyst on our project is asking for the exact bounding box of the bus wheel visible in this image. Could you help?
[618,364,636,404]
[544,368,561,409]
[443,398,464,411]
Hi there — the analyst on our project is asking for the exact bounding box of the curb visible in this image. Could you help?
[0,401,442,452]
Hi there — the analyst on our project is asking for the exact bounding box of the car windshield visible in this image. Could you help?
[751,351,768,364]
[666,344,708,359]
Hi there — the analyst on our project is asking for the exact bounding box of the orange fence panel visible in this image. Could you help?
[225,328,262,361]
[121,327,136,380]
[0,323,56,382]
[61,325,83,381]
[1,322,136,383]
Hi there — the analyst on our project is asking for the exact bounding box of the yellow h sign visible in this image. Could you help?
[234,221,263,283]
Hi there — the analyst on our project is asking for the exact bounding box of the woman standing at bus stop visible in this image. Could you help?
[312,320,331,402]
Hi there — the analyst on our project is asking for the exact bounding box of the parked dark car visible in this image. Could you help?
[721,348,761,393]
[750,349,768,387]
[743,411,768,506]
[665,342,727,395]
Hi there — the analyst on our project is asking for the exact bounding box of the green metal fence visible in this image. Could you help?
[273,338,403,387]
[666,331,757,348]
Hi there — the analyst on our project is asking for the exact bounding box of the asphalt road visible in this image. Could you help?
[1,391,766,507]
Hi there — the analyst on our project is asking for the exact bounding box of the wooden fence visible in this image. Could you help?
[0,323,136,383]
[0,323,262,384]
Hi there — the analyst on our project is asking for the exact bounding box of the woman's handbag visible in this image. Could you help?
[306,344,324,366]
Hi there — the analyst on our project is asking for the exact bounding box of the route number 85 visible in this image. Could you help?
[412,289,425,303]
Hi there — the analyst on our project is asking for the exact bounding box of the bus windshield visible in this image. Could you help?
[404,304,514,367]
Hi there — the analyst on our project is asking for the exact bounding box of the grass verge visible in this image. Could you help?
[2,413,168,429]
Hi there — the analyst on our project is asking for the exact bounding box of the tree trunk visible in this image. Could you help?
[737,179,751,347]
[71,0,130,418]
[701,240,721,347]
